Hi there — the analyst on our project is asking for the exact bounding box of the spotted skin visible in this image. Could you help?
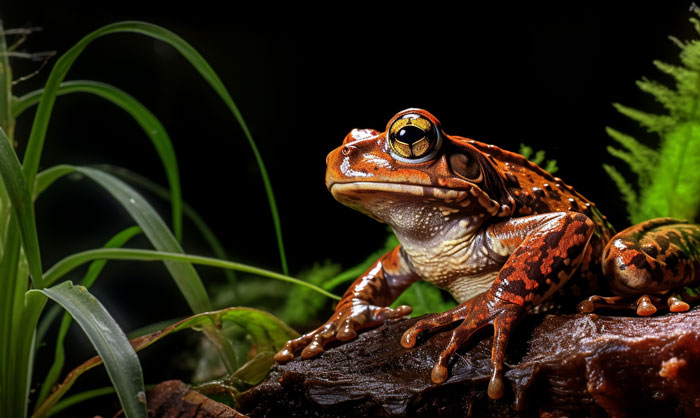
[274,246,419,361]
[275,108,700,400]
[578,218,700,315]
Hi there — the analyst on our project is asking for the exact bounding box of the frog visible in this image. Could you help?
[274,108,700,399]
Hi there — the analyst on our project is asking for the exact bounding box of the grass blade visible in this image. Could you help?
[43,247,340,300]
[0,21,14,142]
[15,81,183,241]
[79,165,210,313]
[47,387,116,417]
[36,226,142,406]
[33,306,297,417]
[21,20,287,274]
[35,163,216,315]
[28,282,146,418]
[0,126,42,286]
[94,164,236,284]
[37,164,242,372]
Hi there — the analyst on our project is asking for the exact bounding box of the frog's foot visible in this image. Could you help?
[577,286,700,316]
[401,292,524,399]
[577,294,653,315]
[274,301,412,362]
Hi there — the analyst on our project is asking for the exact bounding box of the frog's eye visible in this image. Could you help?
[388,114,439,160]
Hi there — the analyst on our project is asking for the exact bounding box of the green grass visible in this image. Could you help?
[0,20,339,417]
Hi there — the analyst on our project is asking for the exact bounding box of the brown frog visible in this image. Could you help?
[274,108,700,399]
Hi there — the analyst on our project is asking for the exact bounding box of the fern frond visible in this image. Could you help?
[532,149,546,166]
[690,16,700,37]
[602,164,638,222]
[679,40,700,70]
[605,146,649,188]
[518,143,533,159]
[653,60,694,84]
[518,143,558,174]
[668,36,686,50]
[636,77,681,114]
[605,127,659,164]
[608,12,700,223]
[638,123,700,222]
[612,103,674,133]
[544,159,558,174]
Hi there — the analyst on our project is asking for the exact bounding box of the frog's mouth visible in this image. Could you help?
[329,181,505,216]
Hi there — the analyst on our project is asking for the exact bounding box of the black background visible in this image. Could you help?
[1,2,695,415]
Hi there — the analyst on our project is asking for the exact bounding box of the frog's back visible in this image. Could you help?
[456,136,616,243]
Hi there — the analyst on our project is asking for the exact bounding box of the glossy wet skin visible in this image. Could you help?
[276,108,700,400]
[326,109,512,226]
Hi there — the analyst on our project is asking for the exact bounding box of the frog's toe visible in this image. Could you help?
[576,294,637,313]
[274,337,309,362]
[380,304,412,320]
[401,304,470,349]
[668,294,691,312]
[430,319,481,384]
[274,323,334,362]
[635,295,658,316]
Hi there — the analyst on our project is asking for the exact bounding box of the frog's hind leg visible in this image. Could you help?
[578,218,700,316]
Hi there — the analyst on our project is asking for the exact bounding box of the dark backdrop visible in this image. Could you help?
[1,2,694,414]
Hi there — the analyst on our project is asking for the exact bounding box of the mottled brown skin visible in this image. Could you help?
[579,218,700,315]
[274,108,700,400]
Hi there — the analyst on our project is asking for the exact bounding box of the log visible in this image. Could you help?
[238,306,700,417]
[148,380,249,418]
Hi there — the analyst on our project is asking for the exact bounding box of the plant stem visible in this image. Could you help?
[0,21,15,144]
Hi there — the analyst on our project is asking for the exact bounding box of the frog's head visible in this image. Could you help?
[326,109,515,233]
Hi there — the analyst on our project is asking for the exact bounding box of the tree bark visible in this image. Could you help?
[238,306,700,417]
[149,380,249,418]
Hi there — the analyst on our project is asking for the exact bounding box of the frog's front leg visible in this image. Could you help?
[274,245,419,362]
[402,212,595,399]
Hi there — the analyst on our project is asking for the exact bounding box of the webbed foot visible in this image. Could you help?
[275,300,411,362]
[400,292,524,399]
[577,286,700,316]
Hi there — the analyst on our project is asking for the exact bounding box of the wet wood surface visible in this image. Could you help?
[239,306,700,417]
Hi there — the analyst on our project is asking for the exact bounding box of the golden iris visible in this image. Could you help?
[388,115,437,159]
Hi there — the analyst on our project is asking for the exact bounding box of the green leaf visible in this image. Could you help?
[33,306,297,417]
[36,226,142,406]
[0,126,42,286]
[92,164,236,285]
[0,21,14,142]
[636,77,680,114]
[17,81,183,241]
[43,247,339,300]
[638,123,700,222]
[28,282,146,418]
[612,103,674,133]
[47,387,116,417]
[20,20,287,274]
[392,281,456,316]
[38,164,212,313]
[603,164,638,222]
[281,260,341,326]
[323,233,399,291]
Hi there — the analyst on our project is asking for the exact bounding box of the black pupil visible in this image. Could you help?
[397,125,426,144]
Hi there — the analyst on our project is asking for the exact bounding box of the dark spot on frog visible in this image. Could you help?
[665,253,681,276]
[643,244,659,258]
[655,235,671,252]
[505,172,520,187]
[568,198,579,211]
[374,166,379,171]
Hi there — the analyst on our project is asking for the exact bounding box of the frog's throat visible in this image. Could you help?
[329,181,509,217]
